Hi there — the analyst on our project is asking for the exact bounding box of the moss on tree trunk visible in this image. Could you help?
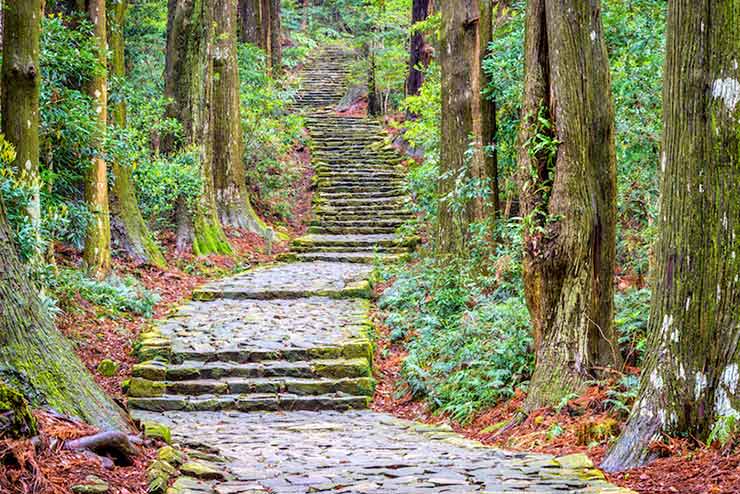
[0,200,130,431]
[603,0,740,472]
[238,0,261,44]
[517,0,620,411]
[82,0,112,279]
[108,0,167,268]
[269,0,282,75]
[1,0,42,253]
[165,0,233,256]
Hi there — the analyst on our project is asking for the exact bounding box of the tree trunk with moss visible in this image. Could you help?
[269,0,282,75]
[602,0,740,472]
[238,0,261,44]
[81,0,112,279]
[165,0,233,256]
[108,0,166,268]
[436,0,488,255]
[1,0,42,252]
[406,0,431,99]
[213,0,270,236]
[0,200,130,432]
[517,0,620,411]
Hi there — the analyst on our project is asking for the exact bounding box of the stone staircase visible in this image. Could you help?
[293,46,354,109]
[128,263,377,413]
[127,45,415,414]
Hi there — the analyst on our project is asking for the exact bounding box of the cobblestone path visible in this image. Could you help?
[128,47,631,494]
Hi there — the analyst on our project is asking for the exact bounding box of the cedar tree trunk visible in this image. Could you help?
[108,0,167,268]
[602,0,740,471]
[0,199,130,431]
[406,0,431,98]
[238,0,261,44]
[165,0,232,256]
[479,0,499,214]
[517,0,620,411]
[269,0,282,75]
[1,0,42,250]
[82,0,112,279]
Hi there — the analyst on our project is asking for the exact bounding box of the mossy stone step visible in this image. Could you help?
[312,219,406,229]
[292,245,407,254]
[130,376,375,398]
[168,340,373,365]
[292,233,414,248]
[128,393,371,413]
[294,252,405,264]
[135,357,371,381]
[308,226,399,235]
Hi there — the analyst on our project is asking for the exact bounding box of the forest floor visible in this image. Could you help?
[371,288,740,494]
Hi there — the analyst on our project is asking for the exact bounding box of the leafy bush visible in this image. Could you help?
[615,288,651,365]
[238,43,306,222]
[49,269,160,317]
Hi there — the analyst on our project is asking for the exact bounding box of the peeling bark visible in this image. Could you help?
[517,0,620,411]
[603,0,740,472]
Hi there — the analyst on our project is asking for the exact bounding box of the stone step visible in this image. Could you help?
[129,376,375,398]
[128,392,370,413]
[294,252,404,264]
[318,191,406,201]
[168,340,372,364]
[292,244,407,254]
[135,357,372,381]
[312,218,406,229]
[308,226,399,235]
[292,233,413,249]
[319,185,403,194]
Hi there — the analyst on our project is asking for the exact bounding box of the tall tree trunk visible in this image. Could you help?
[406,0,431,99]
[1,0,42,253]
[260,0,272,61]
[82,0,112,279]
[301,0,308,31]
[213,0,270,236]
[367,41,381,116]
[517,0,620,411]
[602,0,740,472]
[269,0,282,75]
[238,0,261,44]
[436,0,487,255]
[165,0,233,256]
[0,199,130,432]
[108,0,167,268]
[479,0,499,215]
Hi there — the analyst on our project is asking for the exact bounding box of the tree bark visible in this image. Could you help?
[212,0,270,236]
[517,0,620,411]
[79,0,112,279]
[165,0,233,256]
[269,0,282,75]
[367,41,381,116]
[436,0,488,255]
[1,0,42,253]
[406,0,431,99]
[479,0,499,215]
[108,0,167,268]
[0,199,130,432]
[238,0,261,44]
[260,0,272,60]
[602,0,740,472]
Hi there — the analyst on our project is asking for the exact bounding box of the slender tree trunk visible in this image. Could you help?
[0,199,130,432]
[367,41,381,116]
[108,0,167,268]
[436,0,487,254]
[479,0,499,215]
[82,0,112,279]
[406,0,431,99]
[602,0,740,472]
[260,0,272,61]
[238,0,261,44]
[165,0,232,256]
[1,0,42,253]
[213,0,270,236]
[301,0,308,31]
[517,0,620,411]
[269,0,282,75]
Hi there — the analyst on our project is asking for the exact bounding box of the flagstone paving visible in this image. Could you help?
[127,46,632,494]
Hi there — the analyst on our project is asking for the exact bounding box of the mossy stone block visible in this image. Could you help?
[96,359,119,377]
[71,476,109,494]
[128,378,166,398]
[143,421,172,444]
[180,460,226,481]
